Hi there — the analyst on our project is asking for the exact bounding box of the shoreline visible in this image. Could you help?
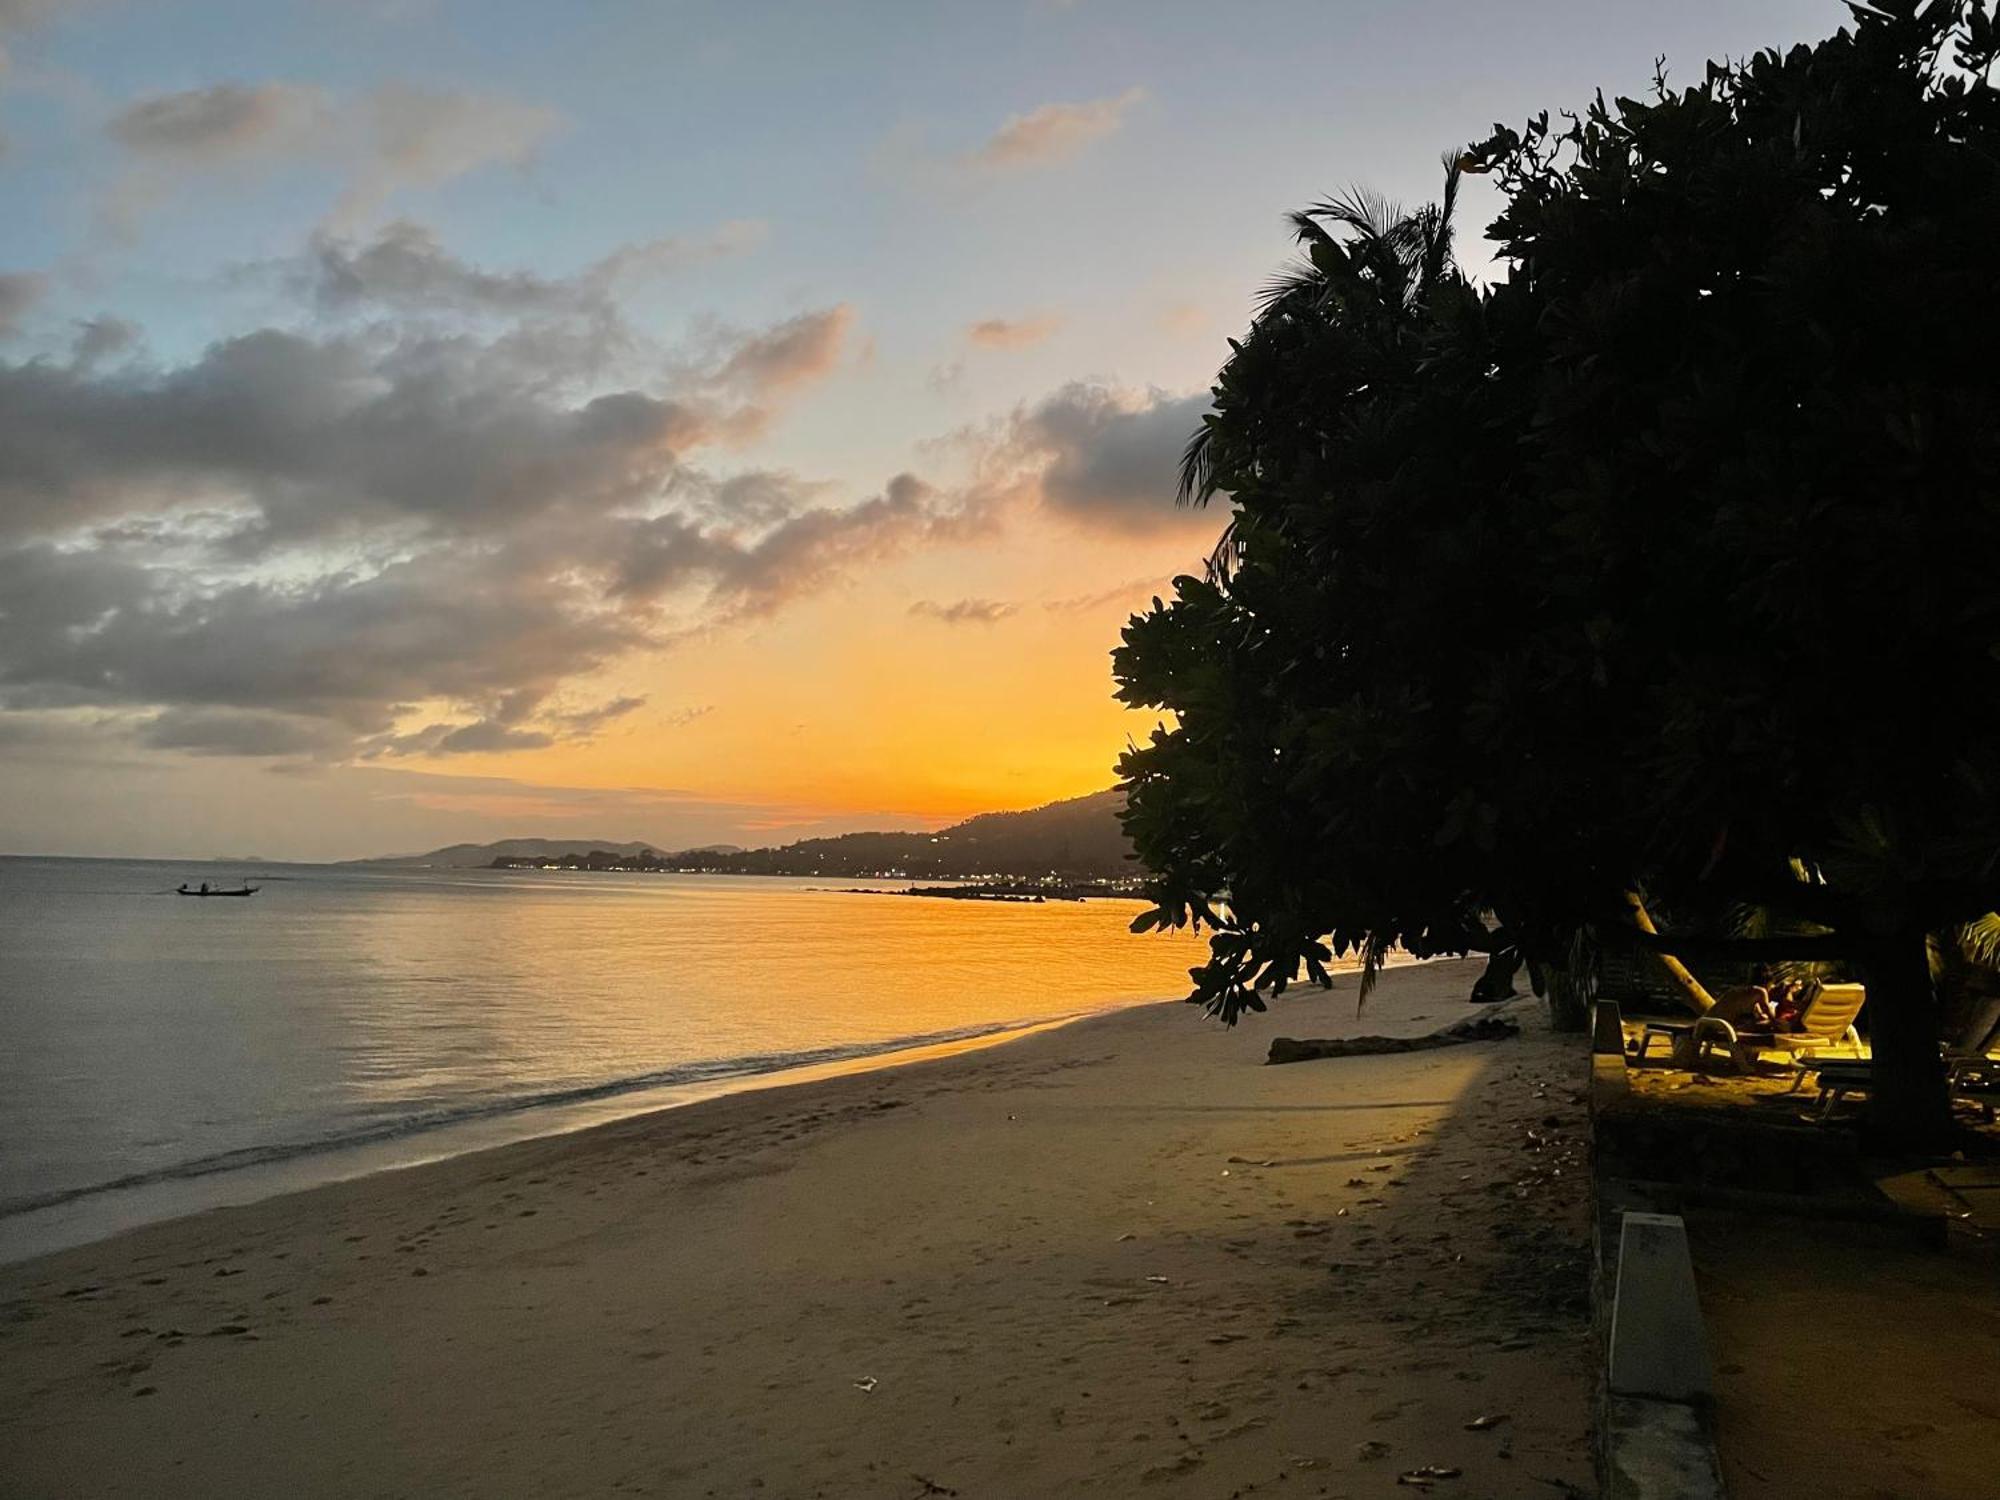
[0,959,1594,1498]
[7,948,1444,1268]
[0,1011,1103,1266]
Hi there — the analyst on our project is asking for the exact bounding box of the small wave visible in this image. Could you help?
[0,1013,1077,1219]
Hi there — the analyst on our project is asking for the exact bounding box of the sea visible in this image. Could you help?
[0,856,1211,1262]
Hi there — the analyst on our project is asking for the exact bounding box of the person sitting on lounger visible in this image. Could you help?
[1767,977,1818,1031]
[1707,982,1776,1030]
[1667,981,1771,1064]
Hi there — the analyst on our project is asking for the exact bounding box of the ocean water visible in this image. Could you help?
[0,857,1210,1254]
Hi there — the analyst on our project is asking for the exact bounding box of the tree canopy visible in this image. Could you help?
[1114,1,2000,1146]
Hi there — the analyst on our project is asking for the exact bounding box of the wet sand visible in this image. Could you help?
[0,959,1594,1498]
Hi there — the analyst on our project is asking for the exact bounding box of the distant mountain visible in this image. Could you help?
[355,838,666,868]
[925,788,1130,876]
[362,790,1132,879]
[515,790,1134,879]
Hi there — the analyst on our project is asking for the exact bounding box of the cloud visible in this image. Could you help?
[0,539,646,734]
[603,471,994,620]
[295,219,586,316]
[715,304,855,396]
[910,597,1016,625]
[966,87,1144,170]
[101,81,564,231]
[1001,382,1211,532]
[0,287,972,762]
[368,717,558,757]
[107,81,326,161]
[267,217,764,336]
[137,706,357,758]
[550,694,648,732]
[0,270,46,336]
[333,83,562,225]
[1043,574,1174,613]
[0,473,989,759]
[64,314,138,365]
[966,314,1061,351]
[0,327,717,545]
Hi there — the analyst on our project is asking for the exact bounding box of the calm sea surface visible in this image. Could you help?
[0,857,1210,1254]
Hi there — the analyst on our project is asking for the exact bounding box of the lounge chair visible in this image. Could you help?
[1634,986,1767,1064]
[1689,983,1867,1075]
[1795,997,2000,1120]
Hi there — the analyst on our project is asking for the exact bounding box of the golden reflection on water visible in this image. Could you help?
[325,874,1214,1102]
[0,862,1215,1207]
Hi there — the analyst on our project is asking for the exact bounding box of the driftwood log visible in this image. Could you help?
[1266,1014,1519,1065]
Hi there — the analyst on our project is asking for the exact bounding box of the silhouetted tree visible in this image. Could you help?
[1116,0,2000,1150]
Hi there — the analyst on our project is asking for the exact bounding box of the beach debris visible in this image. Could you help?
[1268,1015,1518,1065]
[1465,1413,1510,1430]
[1397,1465,1463,1487]
[852,1377,878,1393]
[908,1474,957,1497]
[1144,1275,1171,1284]
[1115,1232,1135,1242]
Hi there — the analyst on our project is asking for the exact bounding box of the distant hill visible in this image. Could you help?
[558,790,1133,879]
[925,788,1130,875]
[357,838,676,868]
[361,790,1132,879]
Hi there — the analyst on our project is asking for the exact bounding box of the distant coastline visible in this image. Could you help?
[359,787,1135,883]
[838,880,1143,903]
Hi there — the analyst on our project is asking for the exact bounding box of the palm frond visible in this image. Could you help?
[1202,517,1240,584]
[1177,424,1216,507]
[1960,912,2000,968]
[1255,258,1326,315]
[1420,151,1464,294]
[1305,187,1408,244]
[1355,932,1391,1011]
[1285,209,1338,251]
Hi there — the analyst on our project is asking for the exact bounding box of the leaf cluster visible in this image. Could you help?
[1116,1,2000,1022]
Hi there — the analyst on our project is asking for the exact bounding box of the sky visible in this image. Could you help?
[0,0,1835,860]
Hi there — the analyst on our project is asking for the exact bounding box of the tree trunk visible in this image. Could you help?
[1623,891,1718,1015]
[1857,935,1953,1155]
[1544,966,1591,1032]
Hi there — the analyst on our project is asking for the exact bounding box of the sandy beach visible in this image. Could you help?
[0,960,1594,1498]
